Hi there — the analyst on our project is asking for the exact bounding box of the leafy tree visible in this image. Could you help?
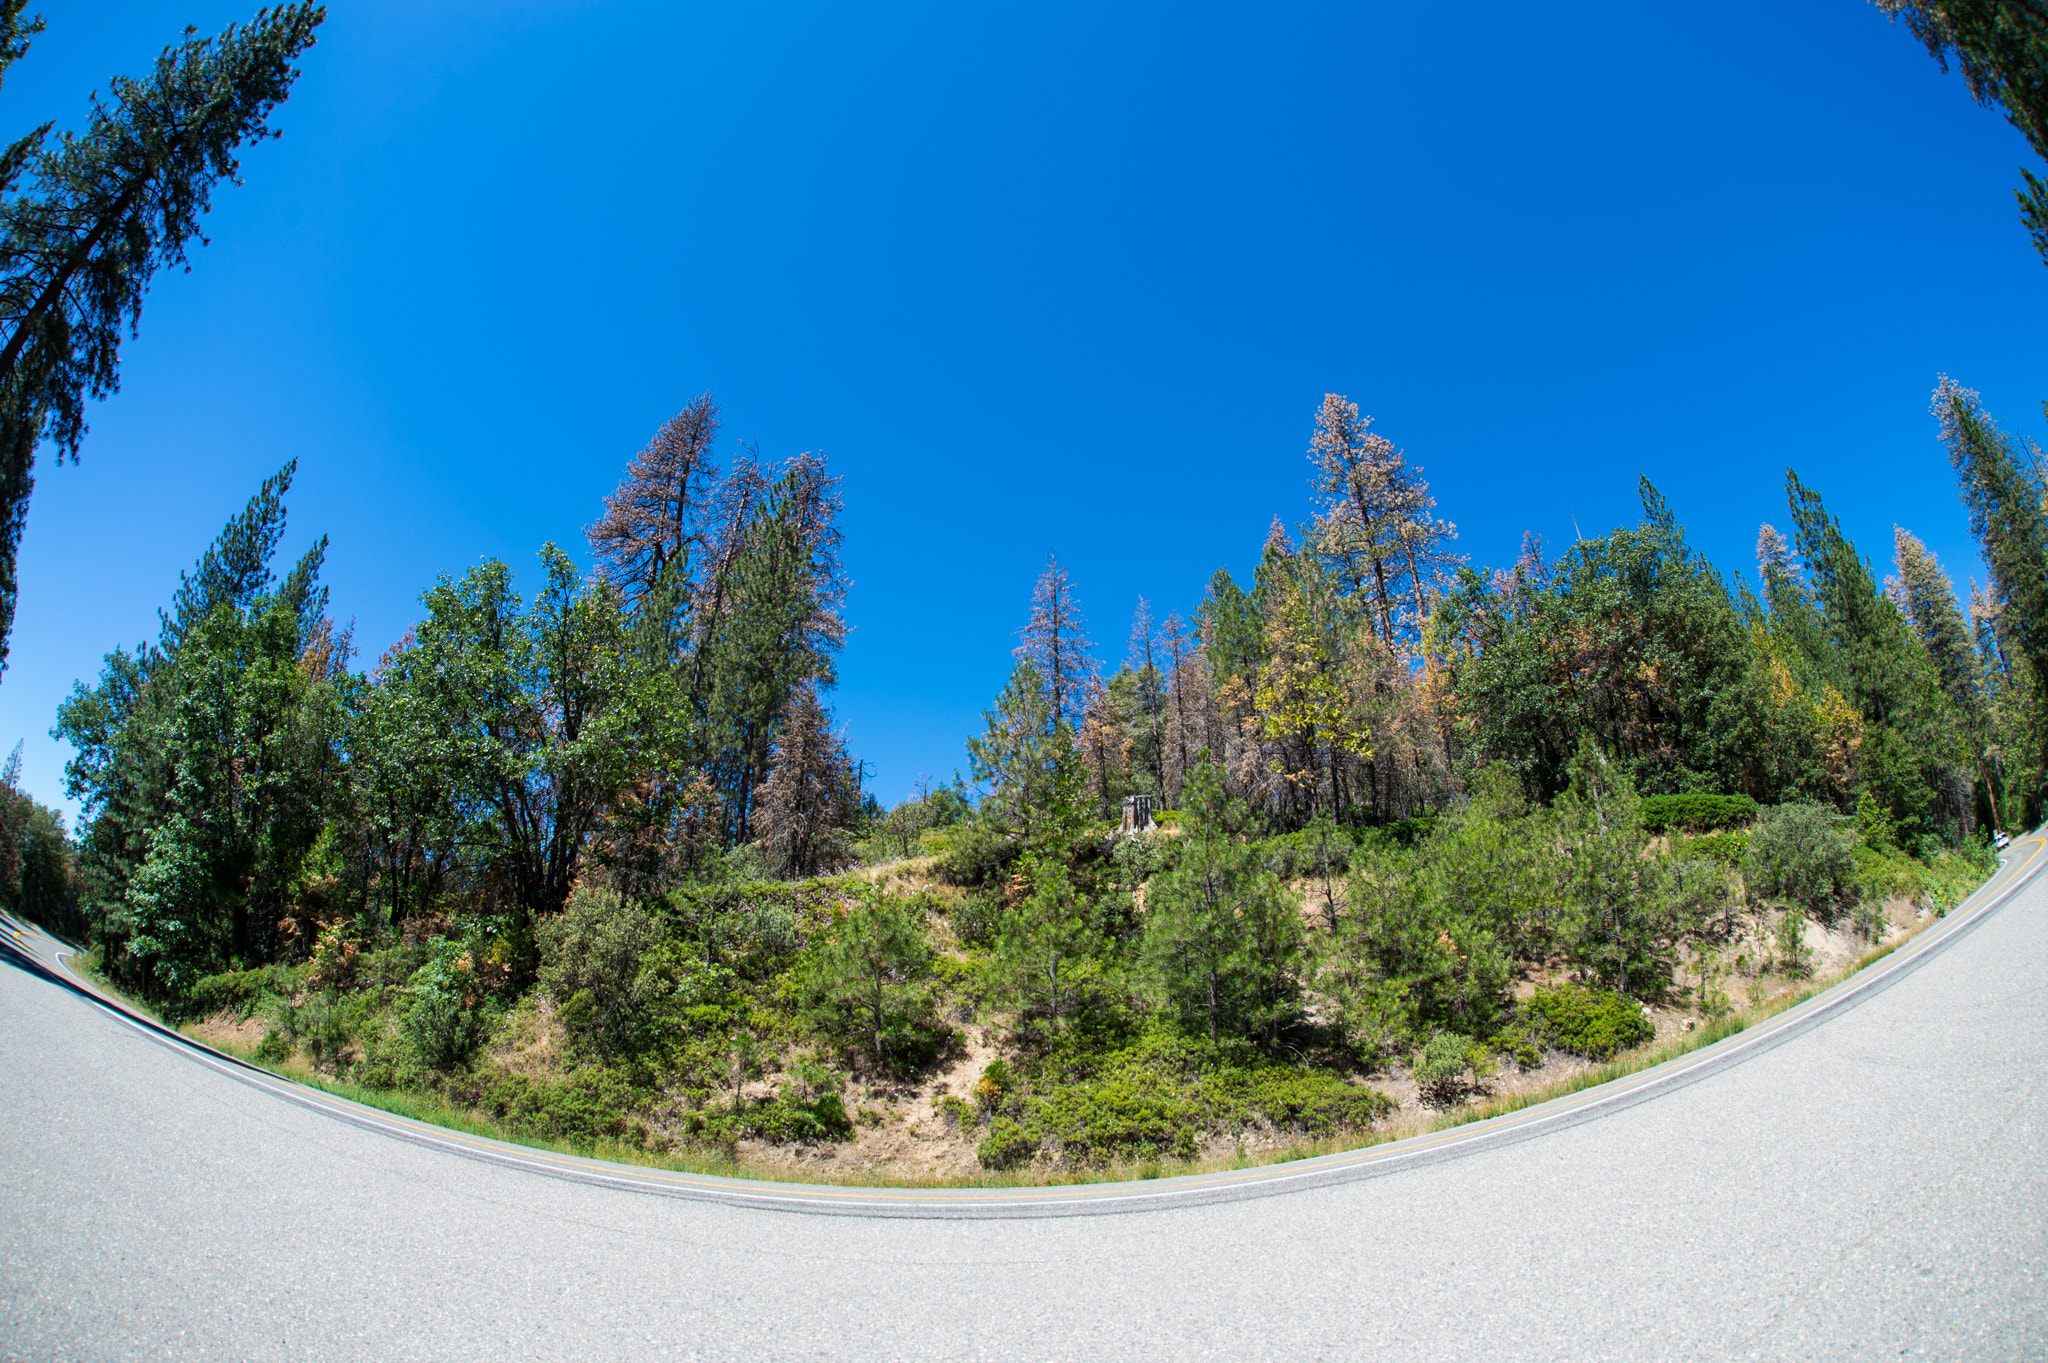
[55,465,340,996]
[1440,480,1784,801]
[0,4,325,674]
[376,546,665,960]
[1142,763,1303,1045]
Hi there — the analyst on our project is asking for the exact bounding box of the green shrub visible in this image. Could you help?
[751,1062,854,1144]
[1525,984,1654,1060]
[799,897,948,1074]
[254,1026,292,1063]
[538,887,674,1057]
[976,1057,1014,1111]
[180,963,297,1023]
[1256,826,1361,879]
[1747,802,1857,917]
[1670,829,1749,868]
[1640,793,1759,834]
[1772,906,1812,977]
[972,1031,1393,1169]
[977,1117,1038,1169]
[938,817,1021,887]
[934,1094,973,1129]
[1411,1031,1474,1106]
[403,941,488,1072]
[1487,1017,1545,1070]
[949,890,1005,948]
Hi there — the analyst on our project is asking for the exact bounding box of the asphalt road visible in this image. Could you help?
[2,847,2043,1362]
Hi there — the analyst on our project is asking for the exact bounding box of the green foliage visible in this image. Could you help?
[989,861,1116,1037]
[402,940,489,1073]
[1555,744,1680,998]
[0,5,326,672]
[1747,802,1859,917]
[1639,793,1758,834]
[379,545,670,945]
[1142,764,1304,1046]
[937,813,1021,888]
[536,887,674,1059]
[1772,906,1813,976]
[1327,844,1513,1055]
[1524,983,1654,1060]
[1411,1031,1479,1107]
[800,896,946,1073]
[973,1030,1393,1169]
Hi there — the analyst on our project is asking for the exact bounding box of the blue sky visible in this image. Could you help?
[1,0,2042,819]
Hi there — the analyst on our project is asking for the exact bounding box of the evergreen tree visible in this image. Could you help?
[1015,553,1093,731]
[1787,471,1963,834]
[587,394,721,607]
[1142,763,1303,1046]
[751,681,860,879]
[1889,526,1985,725]
[1874,1,2048,264]
[0,5,325,675]
[991,860,1113,1036]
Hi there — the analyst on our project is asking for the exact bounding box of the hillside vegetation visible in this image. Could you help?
[47,382,2036,1180]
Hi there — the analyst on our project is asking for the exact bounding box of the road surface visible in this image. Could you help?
[1,844,2043,1360]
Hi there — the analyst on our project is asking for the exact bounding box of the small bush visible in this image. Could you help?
[978,1117,1038,1169]
[1640,793,1759,834]
[1747,802,1858,917]
[1525,984,1654,1060]
[752,1070,854,1144]
[1773,906,1812,977]
[181,964,295,1023]
[938,817,1021,888]
[949,890,1005,948]
[934,1094,973,1129]
[1411,1031,1474,1107]
[254,1026,292,1063]
[976,1057,1014,1111]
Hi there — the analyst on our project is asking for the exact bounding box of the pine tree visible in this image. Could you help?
[1786,471,1962,833]
[1142,763,1303,1045]
[1889,526,1984,723]
[991,860,1112,1036]
[1307,393,1459,650]
[1874,2,2048,264]
[1015,554,1093,731]
[587,394,720,607]
[0,5,325,676]
[752,681,859,879]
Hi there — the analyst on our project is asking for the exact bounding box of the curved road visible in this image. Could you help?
[2,846,2044,1361]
